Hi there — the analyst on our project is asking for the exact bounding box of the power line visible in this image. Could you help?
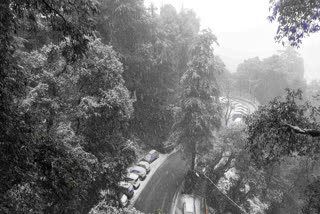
[195,172,248,214]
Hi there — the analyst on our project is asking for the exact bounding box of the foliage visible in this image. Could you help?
[8,139,101,214]
[205,127,285,214]
[265,156,320,214]
[302,177,320,214]
[246,90,317,167]
[1,2,136,209]
[268,0,320,46]
[0,1,102,213]
[73,39,134,159]
[11,0,98,59]
[97,0,150,55]
[244,84,320,213]
[96,3,202,148]
[232,47,306,104]
[172,30,222,170]
[246,89,320,166]
[0,1,226,213]
[89,200,143,214]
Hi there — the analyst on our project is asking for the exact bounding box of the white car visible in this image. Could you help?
[119,193,129,207]
[143,150,159,163]
[128,166,147,180]
[124,173,140,189]
[136,161,151,174]
[118,181,134,198]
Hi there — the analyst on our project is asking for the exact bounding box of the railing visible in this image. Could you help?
[222,91,260,111]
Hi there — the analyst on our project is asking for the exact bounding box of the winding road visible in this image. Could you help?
[134,151,189,214]
[134,97,257,213]
[230,97,259,114]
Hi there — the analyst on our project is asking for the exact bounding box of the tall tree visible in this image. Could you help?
[96,3,201,148]
[233,48,306,104]
[1,0,98,208]
[279,47,306,91]
[245,86,320,213]
[96,0,150,55]
[246,89,320,166]
[0,1,136,212]
[172,30,221,170]
[233,57,262,98]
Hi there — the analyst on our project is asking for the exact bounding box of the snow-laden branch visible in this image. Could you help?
[284,124,320,137]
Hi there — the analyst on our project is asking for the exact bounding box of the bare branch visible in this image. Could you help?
[42,0,68,24]
[284,124,320,137]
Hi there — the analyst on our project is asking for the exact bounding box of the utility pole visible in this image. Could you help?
[146,3,158,16]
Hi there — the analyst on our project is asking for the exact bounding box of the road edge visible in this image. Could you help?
[129,148,179,208]
[170,179,185,214]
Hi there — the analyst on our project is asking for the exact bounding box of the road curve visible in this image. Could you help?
[229,97,259,114]
[134,151,189,214]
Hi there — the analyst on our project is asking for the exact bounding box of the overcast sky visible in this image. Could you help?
[145,0,320,83]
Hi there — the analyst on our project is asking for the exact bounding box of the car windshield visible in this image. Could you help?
[163,141,172,146]
[145,154,152,160]
[138,162,147,167]
[124,177,133,182]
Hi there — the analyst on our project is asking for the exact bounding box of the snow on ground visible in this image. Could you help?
[218,167,270,214]
[247,197,268,214]
[217,167,239,194]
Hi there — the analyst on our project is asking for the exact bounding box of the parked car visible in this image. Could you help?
[118,181,134,198]
[143,150,159,163]
[160,141,175,153]
[119,193,129,208]
[136,161,151,174]
[124,173,140,190]
[128,166,147,180]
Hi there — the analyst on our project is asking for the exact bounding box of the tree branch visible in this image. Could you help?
[42,0,68,24]
[284,124,320,137]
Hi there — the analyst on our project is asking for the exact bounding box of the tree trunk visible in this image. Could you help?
[284,124,320,137]
[191,141,197,171]
[191,150,196,171]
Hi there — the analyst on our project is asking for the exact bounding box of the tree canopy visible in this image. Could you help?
[231,47,306,104]
[269,0,320,46]
[0,1,223,213]
[171,30,222,170]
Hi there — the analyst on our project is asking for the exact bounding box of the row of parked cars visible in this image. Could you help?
[118,150,160,207]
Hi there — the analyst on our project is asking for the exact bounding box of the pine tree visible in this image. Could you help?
[172,30,221,170]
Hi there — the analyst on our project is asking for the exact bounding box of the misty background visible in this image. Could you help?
[146,0,320,82]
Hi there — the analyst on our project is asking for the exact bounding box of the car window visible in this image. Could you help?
[125,177,133,182]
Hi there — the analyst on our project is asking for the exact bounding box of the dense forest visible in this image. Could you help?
[1,0,320,214]
[0,0,217,213]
